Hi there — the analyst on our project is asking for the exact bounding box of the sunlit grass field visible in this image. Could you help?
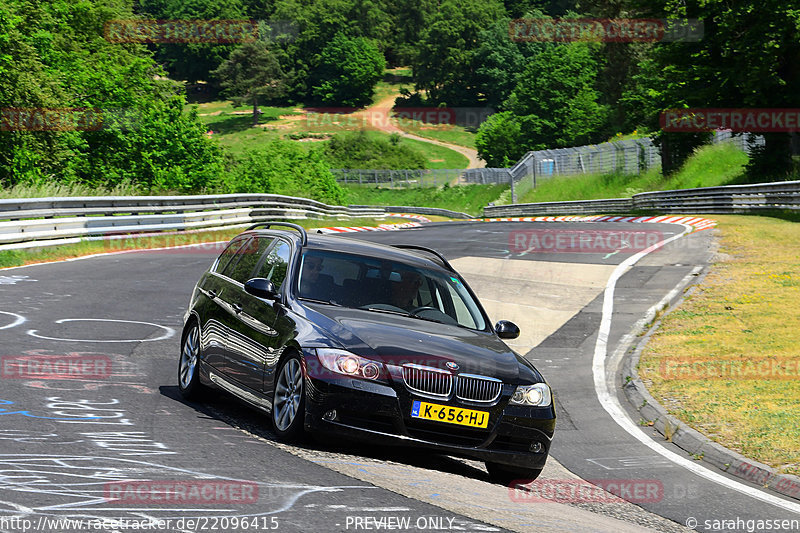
[638,215,800,475]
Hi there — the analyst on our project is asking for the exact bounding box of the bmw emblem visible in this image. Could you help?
[445,361,459,371]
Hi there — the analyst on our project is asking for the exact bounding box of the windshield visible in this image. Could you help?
[297,249,487,331]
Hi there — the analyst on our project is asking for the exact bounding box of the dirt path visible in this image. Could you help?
[355,94,486,169]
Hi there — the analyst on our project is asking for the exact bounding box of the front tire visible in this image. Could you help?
[178,323,205,400]
[272,353,306,441]
[485,462,542,486]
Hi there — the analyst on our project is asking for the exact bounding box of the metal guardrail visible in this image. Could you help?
[352,205,474,219]
[0,194,386,250]
[483,180,800,217]
[484,198,633,217]
[632,181,800,213]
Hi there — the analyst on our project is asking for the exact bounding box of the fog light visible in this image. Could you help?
[530,441,544,453]
[323,410,338,421]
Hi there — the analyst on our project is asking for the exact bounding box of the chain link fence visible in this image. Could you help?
[331,168,512,188]
[333,133,763,196]
[507,131,764,200]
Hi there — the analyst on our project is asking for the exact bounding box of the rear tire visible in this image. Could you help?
[178,322,205,400]
[485,462,542,486]
[272,353,306,441]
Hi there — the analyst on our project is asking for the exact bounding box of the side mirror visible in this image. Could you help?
[495,320,520,340]
[244,278,279,300]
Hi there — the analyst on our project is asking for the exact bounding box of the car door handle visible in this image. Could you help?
[232,303,243,314]
[207,290,217,299]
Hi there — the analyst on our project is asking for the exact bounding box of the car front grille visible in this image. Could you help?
[455,374,502,403]
[402,364,452,398]
[402,365,502,403]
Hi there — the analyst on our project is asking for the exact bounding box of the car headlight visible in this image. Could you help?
[316,348,386,381]
[510,383,552,407]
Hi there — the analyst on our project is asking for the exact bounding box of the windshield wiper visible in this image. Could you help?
[298,297,342,306]
[361,307,414,317]
[361,307,451,325]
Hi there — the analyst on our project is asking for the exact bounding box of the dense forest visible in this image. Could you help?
[1,0,798,201]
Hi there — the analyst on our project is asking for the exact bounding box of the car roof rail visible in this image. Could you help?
[246,222,308,246]
[390,244,455,272]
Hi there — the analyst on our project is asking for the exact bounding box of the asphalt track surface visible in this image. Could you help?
[0,220,798,533]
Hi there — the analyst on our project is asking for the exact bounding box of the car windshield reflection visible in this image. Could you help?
[297,249,487,330]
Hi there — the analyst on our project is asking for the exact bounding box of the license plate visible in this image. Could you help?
[410,401,489,429]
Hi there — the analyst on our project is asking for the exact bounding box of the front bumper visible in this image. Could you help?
[303,362,556,470]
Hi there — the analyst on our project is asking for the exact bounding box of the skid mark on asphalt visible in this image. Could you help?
[450,258,618,354]
[0,454,372,521]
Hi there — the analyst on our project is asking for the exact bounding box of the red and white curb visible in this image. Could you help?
[314,214,717,236]
[314,213,429,234]
[471,215,717,232]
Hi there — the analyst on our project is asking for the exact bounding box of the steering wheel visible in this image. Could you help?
[410,306,440,315]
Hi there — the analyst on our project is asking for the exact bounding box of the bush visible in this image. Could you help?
[225,140,345,205]
[324,131,426,169]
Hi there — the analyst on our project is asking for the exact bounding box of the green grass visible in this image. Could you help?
[0,180,144,199]
[373,79,412,104]
[639,215,800,475]
[518,142,750,204]
[394,135,469,169]
[189,97,471,168]
[399,120,477,149]
[344,184,508,216]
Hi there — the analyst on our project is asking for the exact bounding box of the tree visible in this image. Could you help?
[310,33,385,107]
[634,0,800,177]
[137,0,249,84]
[413,0,506,105]
[212,41,286,125]
[507,42,608,148]
[471,15,550,110]
[0,0,227,191]
[475,112,523,167]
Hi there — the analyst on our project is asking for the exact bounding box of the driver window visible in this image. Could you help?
[254,240,291,289]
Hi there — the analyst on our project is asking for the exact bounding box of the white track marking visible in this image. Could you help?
[592,225,800,513]
[0,311,26,331]
[26,319,175,343]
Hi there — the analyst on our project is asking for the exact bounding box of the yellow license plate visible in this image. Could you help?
[410,401,489,429]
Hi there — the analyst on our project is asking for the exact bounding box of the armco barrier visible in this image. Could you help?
[484,198,633,217]
[350,205,474,219]
[0,194,385,250]
[484,180,800,217]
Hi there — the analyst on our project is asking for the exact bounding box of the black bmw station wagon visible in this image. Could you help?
[179,222,555,482]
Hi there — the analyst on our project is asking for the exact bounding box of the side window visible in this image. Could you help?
[254,240,291,289]
[223,236,273,284]
[214,238,250,274]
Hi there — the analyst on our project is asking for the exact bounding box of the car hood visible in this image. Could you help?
[305,305,542,384]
